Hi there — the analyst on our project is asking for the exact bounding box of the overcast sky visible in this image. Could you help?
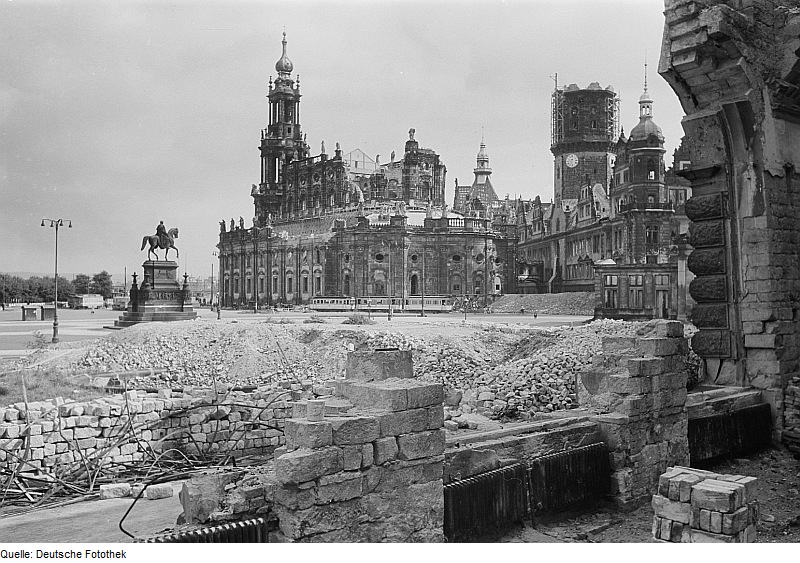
[1,0,684,283]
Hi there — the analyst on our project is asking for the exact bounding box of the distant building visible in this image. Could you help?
[218,34,515,310]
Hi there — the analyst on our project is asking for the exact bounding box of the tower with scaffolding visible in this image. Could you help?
[550,79,620,206]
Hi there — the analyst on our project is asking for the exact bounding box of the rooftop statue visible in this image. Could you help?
[141,221,179,261]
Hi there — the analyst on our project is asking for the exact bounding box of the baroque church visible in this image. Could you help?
[217,34,515,310]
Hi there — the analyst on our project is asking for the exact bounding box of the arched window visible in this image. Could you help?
[343,274,351,296]
[410,274,420,296]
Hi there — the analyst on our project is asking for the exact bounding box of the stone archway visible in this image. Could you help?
[660,0,800,438]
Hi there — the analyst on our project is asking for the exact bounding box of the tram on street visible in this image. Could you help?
[309,295,453,313]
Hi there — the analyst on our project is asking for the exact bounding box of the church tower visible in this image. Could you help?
[254,33,308,224]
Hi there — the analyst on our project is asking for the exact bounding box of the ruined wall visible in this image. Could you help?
[577,320,690,507]
[0,386,292,475]
[660,0,800,438]
[784,375,800,455]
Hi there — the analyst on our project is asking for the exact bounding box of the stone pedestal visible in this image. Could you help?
[114,260,197,327]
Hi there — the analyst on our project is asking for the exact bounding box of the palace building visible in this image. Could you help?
[217,34,515,310]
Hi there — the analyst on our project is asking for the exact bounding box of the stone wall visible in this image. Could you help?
[652,466,758,543]
[784,376,800,456]
[577,320,690,507]
[0,385,294,476]
[660,0,800,439]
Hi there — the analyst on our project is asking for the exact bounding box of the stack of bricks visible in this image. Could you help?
[652,466,758,543]
[270,376,445,542]
[578,320,690,507]
[0,385,292,474]
[784,376,800,456]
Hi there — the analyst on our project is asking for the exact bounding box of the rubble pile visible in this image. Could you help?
[20,318,657,422]
[490,292,596,316]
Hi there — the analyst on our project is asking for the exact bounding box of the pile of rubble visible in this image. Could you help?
[16,318,652,421]
[490,292,596,316]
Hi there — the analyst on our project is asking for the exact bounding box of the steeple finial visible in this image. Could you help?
[644,59,648,93]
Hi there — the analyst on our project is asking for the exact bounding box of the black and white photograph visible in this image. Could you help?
[0,0,799,550]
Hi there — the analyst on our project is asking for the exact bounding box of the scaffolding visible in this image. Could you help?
[606,93,620,142]
[551,88,564,148]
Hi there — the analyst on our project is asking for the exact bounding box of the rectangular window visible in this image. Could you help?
[287,277,293,293]
[604,275,618,287]
[629,288,643,309]
[302,276,309,293]
[315,275,321,294]
[246,278,251,294]
[629,274,643,286]
[604,289,617,308]
[654,274,670,286]
[259,277,264,293]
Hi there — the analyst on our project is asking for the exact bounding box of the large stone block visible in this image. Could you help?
[691,480,743,513]
[329,416,380,445]
[689,219,725,247]
[317,472,363,504]
[689,276,728,302]
[376,408,429,437]
[345,349,413,381]
[406,383,444,409]
[397,429,445,461]
[637,337,688,357]
[691,329,732,358]
[99,483,131,499]
[691,303,729,328]
[276,446,344,485]
[687,248,726,276]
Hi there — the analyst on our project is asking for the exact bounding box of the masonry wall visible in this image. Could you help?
[577,320,690,507]
[0,385,298,476]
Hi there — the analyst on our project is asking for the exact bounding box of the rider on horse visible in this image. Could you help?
[156,221,169,248]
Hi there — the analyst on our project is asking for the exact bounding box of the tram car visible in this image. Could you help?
[310,296,453,313]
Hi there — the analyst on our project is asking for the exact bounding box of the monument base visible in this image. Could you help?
[114,260,197,327]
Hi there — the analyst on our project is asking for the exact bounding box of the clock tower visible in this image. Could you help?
[550,82,619,209]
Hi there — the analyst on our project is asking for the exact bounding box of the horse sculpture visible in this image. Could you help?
[141,227,179,261]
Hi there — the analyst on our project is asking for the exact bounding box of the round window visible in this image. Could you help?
[375,253,384,262]
[452,255,461,262]
[410,254,418,262]
[344,254,351,262]
[475,253,484,263]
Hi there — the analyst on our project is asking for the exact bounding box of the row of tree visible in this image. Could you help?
[0,271,114,304]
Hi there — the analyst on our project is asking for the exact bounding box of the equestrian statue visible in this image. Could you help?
[141,221,179,260]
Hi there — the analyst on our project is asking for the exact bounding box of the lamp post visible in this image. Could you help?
[212,251,220,319]
[41,218,72,343]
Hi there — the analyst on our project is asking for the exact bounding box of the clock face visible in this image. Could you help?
[566,154,579,168]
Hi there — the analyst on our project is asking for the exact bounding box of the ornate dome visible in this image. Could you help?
[629,87,663,142]
[275,32,293,74]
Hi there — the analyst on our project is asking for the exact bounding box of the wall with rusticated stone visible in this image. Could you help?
[660,0,800,440]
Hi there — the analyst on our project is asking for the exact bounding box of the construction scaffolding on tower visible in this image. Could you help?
[550,86,564,148]
[606,93,621,142]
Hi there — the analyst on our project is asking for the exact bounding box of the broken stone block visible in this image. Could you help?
[329,416,380,445]
[99,483,131,499]
[275,446,343,485]
[284,419,333,450]
[145,483,174,500]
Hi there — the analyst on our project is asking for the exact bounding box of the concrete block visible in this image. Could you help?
[329,416,380,445]
[396,429,445,461]
[99,483,131,499]
[652,494,691,524]
[275,446,343,485]
[373,437,398,464]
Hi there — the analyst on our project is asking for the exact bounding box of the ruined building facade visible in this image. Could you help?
[659,0,800,440]
[218,34,514,310]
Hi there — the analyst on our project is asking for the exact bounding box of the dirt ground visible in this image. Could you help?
[499,445,800,543]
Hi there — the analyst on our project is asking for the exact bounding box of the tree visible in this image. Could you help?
[89,271,113,299]
[74,274,90,294]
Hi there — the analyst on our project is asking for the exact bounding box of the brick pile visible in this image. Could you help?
[270,377,445,542]
[579,320,690,507]
[652,466,758,543]
[784,376,800,456]
[0,385,297,475]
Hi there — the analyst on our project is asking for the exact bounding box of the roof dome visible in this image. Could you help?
[275,32,293,74]
[629,118,663,142]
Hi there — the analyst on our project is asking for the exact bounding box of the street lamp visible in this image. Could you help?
[41,218,72,343]
[212,251,220,319]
